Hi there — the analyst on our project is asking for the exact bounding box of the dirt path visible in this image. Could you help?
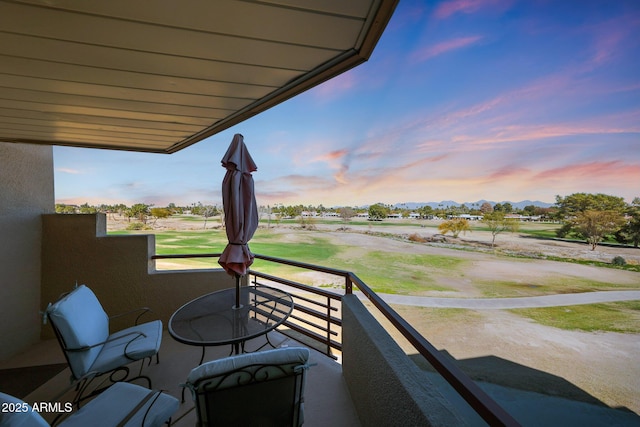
[322,220,640,264]
[389,307,640,414]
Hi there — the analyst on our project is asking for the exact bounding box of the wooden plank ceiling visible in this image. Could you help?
[0,0,397,153]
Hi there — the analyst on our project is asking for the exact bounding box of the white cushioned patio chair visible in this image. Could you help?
[0,381,179,427]
[184,347,311,427]
[45,285,162,403]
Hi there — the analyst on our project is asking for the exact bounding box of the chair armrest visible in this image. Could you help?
[109,307,156,325]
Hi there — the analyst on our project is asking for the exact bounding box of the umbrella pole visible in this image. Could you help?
[234,273,241,309]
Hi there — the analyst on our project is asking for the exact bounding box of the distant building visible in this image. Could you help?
[505,214,542,222]
[449,214,483,220]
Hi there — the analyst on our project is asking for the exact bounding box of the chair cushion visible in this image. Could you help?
[187,347,310,388]
[58,382,179,427]
[46,285,109,379]
[89,320,162,375]
[0,392,49,427]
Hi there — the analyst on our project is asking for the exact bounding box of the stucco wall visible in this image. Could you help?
[342,294,466,426]
[0,142,54,361]
[41,213,235,338]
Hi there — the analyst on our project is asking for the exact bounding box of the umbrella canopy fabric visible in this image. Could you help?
[218,134,259,277]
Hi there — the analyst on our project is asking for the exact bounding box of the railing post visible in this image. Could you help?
[326,296,332,356]
[345,275,352,294]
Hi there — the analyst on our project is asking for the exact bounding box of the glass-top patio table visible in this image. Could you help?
[169,284,294,362]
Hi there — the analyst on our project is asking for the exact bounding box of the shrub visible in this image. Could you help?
[408,233,427,243]
[612,256,627,266]
[298,216,316,229]
[126,222,145,230]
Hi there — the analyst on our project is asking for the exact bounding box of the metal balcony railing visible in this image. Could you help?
[152,252,521,427]
[249,269,342,359]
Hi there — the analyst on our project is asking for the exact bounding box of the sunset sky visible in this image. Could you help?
[54,0,640,208]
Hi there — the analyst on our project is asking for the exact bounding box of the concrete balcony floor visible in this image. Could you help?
[0,330,360,426]
[4,329,640,426]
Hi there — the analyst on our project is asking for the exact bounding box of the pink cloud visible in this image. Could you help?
[434,0,483,19]
[585,14,640,69]
[533,161,640,181]
[412,36,483,62]
[465,120,639,149]
[56,167,82,174]
[312,72,357,101]
[444,96,505,125]
[484,165,531,181]
[402,154,450,170]
[401,67,639,151]
[591,30,624,67]
[259,174,330,190]
[433,0,512,19]
[313,149,348,162]
[309,148,352,184]
[415,139,451,153]
[333,167,349,185]
[256,190,300,206]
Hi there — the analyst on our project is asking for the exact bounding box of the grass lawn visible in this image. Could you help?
[110,223,639,333]
[333,251,463,294]
[476,277,640,298]
[112,228,465,294]
[510,301,640,333]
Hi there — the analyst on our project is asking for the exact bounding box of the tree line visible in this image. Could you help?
[56,192,639,249]
[434,193,639,250]
[55,202,220,228]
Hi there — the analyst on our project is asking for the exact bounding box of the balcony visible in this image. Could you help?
[2,3,635,424]
[1,213,638,426]
[0,329,360,426]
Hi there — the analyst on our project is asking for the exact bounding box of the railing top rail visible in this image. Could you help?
[253,253,352,277]
[151,252,352,279]
[151,252,223,259]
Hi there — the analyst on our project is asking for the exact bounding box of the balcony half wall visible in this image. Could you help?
[40,213,235,339]
[342,294,465,426]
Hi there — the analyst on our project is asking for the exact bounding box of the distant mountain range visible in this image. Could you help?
[390,200,554,210]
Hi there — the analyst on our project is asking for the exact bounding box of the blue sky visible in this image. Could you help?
[54,0,640,208]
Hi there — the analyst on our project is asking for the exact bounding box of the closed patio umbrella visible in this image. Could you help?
[218,134,258,309]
